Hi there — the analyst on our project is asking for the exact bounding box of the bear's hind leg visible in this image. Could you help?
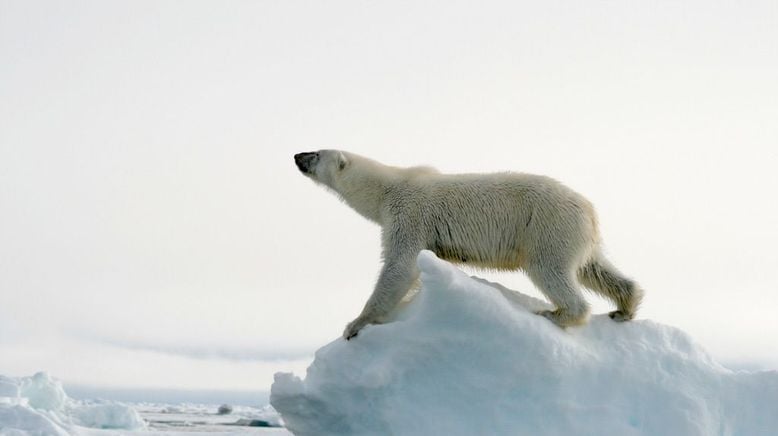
[526,265,590,327]
[577,255,643,322]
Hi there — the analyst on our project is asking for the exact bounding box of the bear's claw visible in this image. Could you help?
[608,310,634,322]
[343,317,369,340]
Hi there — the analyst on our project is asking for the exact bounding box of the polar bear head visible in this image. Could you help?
[294,150,350,189]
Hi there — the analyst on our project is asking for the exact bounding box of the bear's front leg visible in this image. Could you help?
[343,316,371,340]
[343,247,420,340]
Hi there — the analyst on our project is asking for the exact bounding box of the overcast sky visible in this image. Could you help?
[1,0,777,393]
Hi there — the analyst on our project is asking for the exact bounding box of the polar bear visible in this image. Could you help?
[294,150,643,340]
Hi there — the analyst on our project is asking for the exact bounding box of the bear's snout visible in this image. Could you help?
[294,152,319,174]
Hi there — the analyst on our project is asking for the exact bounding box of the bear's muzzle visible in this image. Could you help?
[294,152,319,174]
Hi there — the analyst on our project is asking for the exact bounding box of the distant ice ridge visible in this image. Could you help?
[0,372,146,435]
[271,250,778,436]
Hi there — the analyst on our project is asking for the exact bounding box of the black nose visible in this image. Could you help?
[294,152,318,173]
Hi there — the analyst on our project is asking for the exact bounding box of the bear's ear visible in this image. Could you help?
[337,151,349,170]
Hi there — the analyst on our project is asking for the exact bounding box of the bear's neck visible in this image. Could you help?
[335,161,395,225]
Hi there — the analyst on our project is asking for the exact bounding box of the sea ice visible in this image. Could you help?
[0,372,146,434]
[19,372,66,412]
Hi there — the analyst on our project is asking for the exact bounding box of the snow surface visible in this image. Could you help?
[271,250,778,436]
[136,402,284,432]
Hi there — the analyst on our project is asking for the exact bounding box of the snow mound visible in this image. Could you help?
[69,401,146,430]
[0,372,146,434]
[0,405,70,436]
[271,250,778,436]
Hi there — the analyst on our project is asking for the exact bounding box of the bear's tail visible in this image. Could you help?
[577,252,644,321]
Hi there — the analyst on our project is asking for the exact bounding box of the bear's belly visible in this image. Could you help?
[432,246,525,271]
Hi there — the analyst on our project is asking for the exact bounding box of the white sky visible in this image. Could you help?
[1,0,777,392]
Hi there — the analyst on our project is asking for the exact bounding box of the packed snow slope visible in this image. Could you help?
[271,250,778,436]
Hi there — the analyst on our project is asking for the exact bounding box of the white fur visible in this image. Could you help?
[297,150,643,339]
